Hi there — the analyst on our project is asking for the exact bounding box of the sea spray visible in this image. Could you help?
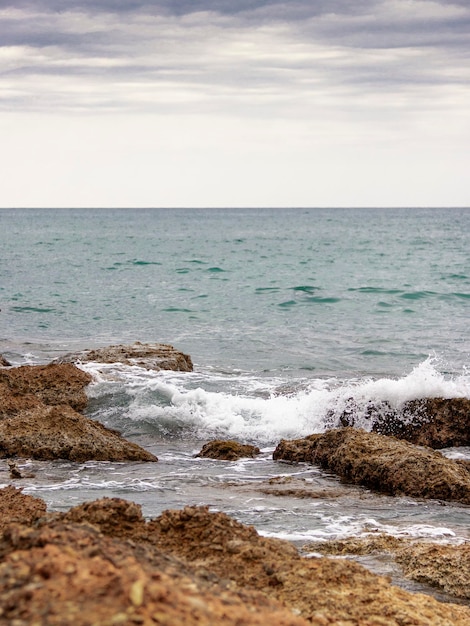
[82,357,470,445]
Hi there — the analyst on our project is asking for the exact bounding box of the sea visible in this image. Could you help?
[1,207,469,599]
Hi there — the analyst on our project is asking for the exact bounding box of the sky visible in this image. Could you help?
[1,0,469,208]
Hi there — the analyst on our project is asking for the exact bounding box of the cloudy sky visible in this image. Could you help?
[1,0,469,207]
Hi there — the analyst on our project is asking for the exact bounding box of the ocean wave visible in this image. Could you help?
[81,357,470,445]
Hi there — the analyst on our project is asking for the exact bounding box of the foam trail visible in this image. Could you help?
[82,357,470,445]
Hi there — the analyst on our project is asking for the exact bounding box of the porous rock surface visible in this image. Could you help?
[55,341,193,372]
[0,490,303,626]
[196,439,260,460]
[0,363,91,414]
[0,404,157,462]
[2,489,469,625]
[396,542,470,601]
[337,397,470,448]
[0,362,157,462]
[273,428,470,504]
[310,533,470,601]
[0,485,47,533]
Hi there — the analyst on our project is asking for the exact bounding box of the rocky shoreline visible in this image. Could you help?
[1,343,470,624]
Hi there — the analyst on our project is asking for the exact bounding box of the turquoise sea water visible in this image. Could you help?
[1,207,469,375]
[1,207,469,600]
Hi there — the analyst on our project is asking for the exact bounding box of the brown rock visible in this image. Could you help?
[0,360,157,462]
[273,434,321,463]
[310,533,404,556]
[396,542,470,600]
[310,533,470,602]
[0,521,305,626]
[0,486,47,533]
[146,505,470,625]
[375,397,470,448]
[0,362,91,415]
[1,491,469,626]
[54,341,193,372]
[0,355,11,367]
[196,440,260,460]
[260,476,351,499]
[336,397,470,448]
[273,428,470,504]
[62,497,148,539]
[0,404,158,462]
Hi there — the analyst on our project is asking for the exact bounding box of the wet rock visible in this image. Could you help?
[375,398,470,448]
[0,404,158,462]
[335,397,470,448]
[396,542,470,600]
[272,434,321,464]
[259,476,352,499]
[0,355,11,367]
[309,533,470,602]
[309,533,404,556]
[196,440,260,461]
[0,361,157,462]
[55,341,193,372]
[273,428,470,504]
[0,363,92,415]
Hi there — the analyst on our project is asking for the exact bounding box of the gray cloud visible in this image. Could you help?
[1,0,469,115]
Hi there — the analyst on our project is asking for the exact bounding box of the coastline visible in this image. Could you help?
[1,343,470,623]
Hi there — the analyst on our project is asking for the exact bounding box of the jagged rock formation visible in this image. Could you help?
[0,362,157,462]
[54,341,193,372]
[336,397,470,448]
[0,363,91,414]
[0,404,157,462]
[310,533,470,601]
[273,428,470,504]
[1,488,469,625]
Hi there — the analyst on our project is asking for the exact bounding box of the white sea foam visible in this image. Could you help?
[82,357,470,445]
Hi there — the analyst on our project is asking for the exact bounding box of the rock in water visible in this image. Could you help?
[273,428,470,504]
[374,397,470,448]
[0,363,92,414]
[54,341,193,372]
[335,397,470,448]
[396,542,470,600]
[0,404,158,462]
[196,440,260,460]
[0,361,157,462]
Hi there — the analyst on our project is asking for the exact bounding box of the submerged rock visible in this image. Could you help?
[1,490,469,625]
[273,428,470,504]
[336,397,470,448]
[55,341,193,372]
[196,440,260,460]
[0,404,158,462]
